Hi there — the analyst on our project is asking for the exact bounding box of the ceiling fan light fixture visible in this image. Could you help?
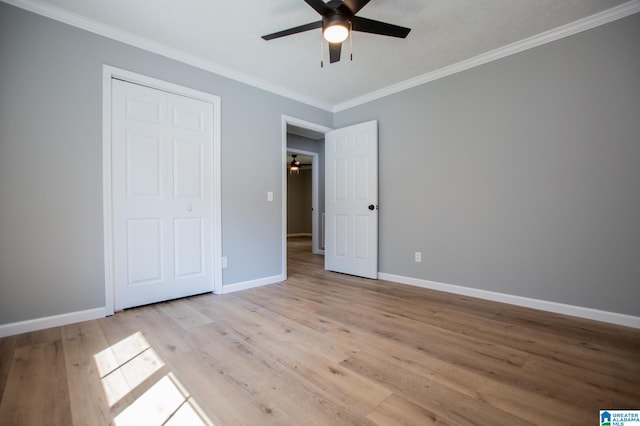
[323,23,349,43]
[323,14,349,43]
[290,154,301,175]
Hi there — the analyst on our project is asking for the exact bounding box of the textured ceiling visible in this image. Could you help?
[8,0,636,109]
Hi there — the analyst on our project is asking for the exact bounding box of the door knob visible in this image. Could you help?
[368,204,375,211]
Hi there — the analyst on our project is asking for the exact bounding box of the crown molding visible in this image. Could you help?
[333,0,640,112]
[2,0,638,113]
[1,0,334,112]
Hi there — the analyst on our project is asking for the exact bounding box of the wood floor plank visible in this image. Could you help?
[205,329,379,426]
[367,394,445,426]
[330,279,637,364]
[111,307,240,425]
[157,299,213,330]
[0,334,17,397]
[162,342,275,425]
[14,326,62,348]
[420,305,640,379]
[246,331,392,416]
[523,354,640,409]
[325,312,631,418]
[185,321,377,425]
[62,321,113,425]
[196,293,357,363]
[1,236,639,425]
[317,294,531,369]
[102,301,294,425]
[167,295,381,425]
[0,339,72,425]
[214,287,340,334]
[341,351,537,426]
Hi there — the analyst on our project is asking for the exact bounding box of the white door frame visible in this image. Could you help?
[286,148,320,251]
[281,115,332,280]
[103,65,222,315]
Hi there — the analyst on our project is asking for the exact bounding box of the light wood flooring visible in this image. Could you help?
[1,236,639,425]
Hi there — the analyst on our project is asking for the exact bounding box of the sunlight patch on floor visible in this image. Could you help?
[114,373,210,426]
[94,331,214,425]
[94,331,164,406]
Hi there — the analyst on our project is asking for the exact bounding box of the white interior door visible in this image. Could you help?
[325,120,378,279]
[112,79,215,310]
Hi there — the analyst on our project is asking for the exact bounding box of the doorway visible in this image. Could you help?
[286,149,318,246]
[281,117,380,281]
[282,116,331,279]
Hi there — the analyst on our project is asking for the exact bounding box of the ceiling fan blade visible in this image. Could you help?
[351,16,411,38]
[328,42,342,63]
[304,0,332,15]
[262,21,322,40]
[342,0,370,14]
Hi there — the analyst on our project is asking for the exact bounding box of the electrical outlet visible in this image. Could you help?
[221,256,227,269]
[414,251,422,263]
[267,191,273,202]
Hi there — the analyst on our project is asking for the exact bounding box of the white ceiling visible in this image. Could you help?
[9,0,637,110]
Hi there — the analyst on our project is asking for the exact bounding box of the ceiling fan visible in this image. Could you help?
[262,0,411,64]
[289,154,311,174]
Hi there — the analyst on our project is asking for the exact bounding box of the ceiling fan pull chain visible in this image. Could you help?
[350,21,353,61]
[320,35,324,68]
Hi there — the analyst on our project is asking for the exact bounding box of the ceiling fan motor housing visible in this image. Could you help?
[323,13,350,32]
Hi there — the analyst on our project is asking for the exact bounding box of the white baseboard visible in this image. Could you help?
[0,307,107,338]
[287,233,312,238]
[378,273,640,329]
[0,274,282,337]
[222,274,284,294]
[5,274,635,338]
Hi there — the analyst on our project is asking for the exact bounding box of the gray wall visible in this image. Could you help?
[0,3,331,324]
[1,1,639,326]
[335,13,640,316]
